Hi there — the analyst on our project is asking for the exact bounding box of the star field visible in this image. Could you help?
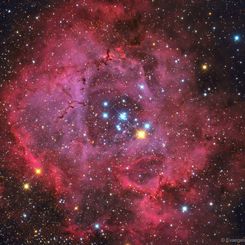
[0,1,244,244]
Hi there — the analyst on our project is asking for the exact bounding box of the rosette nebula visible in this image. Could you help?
[0,1,244,244]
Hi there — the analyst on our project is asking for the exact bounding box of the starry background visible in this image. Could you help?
[0,0,244,244]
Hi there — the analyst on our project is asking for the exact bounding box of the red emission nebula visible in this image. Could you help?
[1,0,244,244]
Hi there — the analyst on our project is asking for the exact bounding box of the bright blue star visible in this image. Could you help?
[102,101,109,107]
[181,205,188,213]
[144,123,151,130]
[94,223,100,229]
[234,35,240,42]
[119,112,128,121]
[139,84,145,90]
[102,112,109,119]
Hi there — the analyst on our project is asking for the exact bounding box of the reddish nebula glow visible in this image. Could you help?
[1,0,244,244]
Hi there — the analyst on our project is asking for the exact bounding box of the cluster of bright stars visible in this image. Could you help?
[101,98,152,140]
